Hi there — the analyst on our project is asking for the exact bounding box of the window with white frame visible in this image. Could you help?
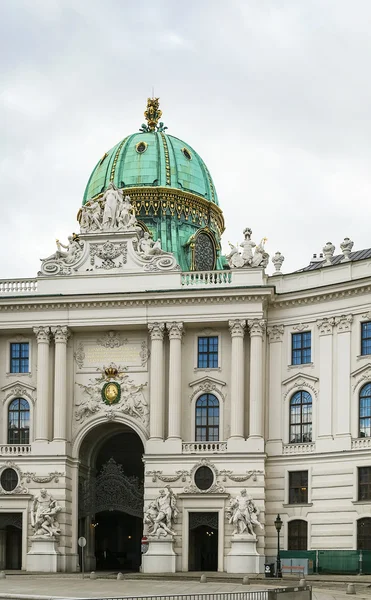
[10,342,29,373]
[289,390,312,443]
[8,398,30,444]
[195,394,219,441]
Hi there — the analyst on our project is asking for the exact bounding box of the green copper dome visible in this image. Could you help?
[83,132,218,206]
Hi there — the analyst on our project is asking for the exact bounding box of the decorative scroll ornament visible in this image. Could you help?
[31,489,62,539]
[39,234,84,276]
[51,325,70,344]
[335,314,353,332]
[24,471,64,484]
[144,485,178,537]
[75,363,148,426]
[229,319,246,337]
[167,322,184,340]
[317,317,335,335]
[226,489,264,536]
[140,341,150,366]
[226,228,269,269]
[79,458,143,518]
[248,319,266,337]
[74,342,85,369]
[33,326,51,344]
[189,376,226,402]
[90,241,127,270]
[97,331,128,348]
[146,470,190,483]
[139,97,168,133]
[218,469,263,483]
[2,381,35,404]
[148,322,165,341]
[267,325,284,343]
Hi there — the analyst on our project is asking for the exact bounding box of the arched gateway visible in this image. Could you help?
[77,422,144,571]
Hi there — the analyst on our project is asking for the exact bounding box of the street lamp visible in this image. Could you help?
[274,514,283,578]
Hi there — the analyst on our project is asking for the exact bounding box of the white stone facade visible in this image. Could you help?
[0,247,370,572]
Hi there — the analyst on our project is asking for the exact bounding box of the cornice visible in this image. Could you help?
[271,281,371,308]
[0,291,271,313]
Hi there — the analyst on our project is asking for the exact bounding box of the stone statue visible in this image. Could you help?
[323,241,335,266]
[116,195,137,230]
[81,199,103,232]
[102,182,123,229]
[139,232,166,257]
[31,489,62,538]
[340,237,354,262]
[226,489,263,536]
[41,234,83,265]
[226,229,269,269]
[144,485,178,537]
[272,251,285,275]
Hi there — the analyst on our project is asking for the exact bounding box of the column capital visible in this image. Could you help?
[33,326,51,344]
[248,319,266,337]
[167,322,184,340]
[335,314,353,333]
[317,317,335,335]
[51,325,70,343]
[148,322,165,341]
[229,319,246,337]
[267,324,284,343]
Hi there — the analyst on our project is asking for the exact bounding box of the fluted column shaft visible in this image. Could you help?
[52,326,70,441]
[229,320,246,439]
[148,323,165,440]
[34,326,51,442]
[167,322,184,440]
[248,319,266,438]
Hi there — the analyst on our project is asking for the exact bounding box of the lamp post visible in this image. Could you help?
[274,514,283,578]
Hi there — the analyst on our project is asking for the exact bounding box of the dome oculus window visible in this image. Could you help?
[136,141,148,154]
[194,465,214,491]
[181,147,192,160]
[0,468,18,492]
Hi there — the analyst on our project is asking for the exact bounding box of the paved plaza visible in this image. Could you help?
[0,576,371,600]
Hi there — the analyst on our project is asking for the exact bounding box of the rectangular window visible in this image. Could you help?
[292,332,311,365]
[361,323,371,356]
[289,471,308,504]
[10,343,29,373]
[197,336,218,369]
[359,467,371,501]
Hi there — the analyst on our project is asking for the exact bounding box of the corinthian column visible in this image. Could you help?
[167,322,184,440]
[229,319,246,439]
[51,326,70,441]
[33,326,51,442]
[248,319,266,438]
[148,322,165,440]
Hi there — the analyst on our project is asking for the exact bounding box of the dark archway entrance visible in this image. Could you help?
[189,512,218,571]
[78,424,144,571]
[0,514,22,569]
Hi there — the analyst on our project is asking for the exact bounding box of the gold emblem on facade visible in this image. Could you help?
[102,381,121,405]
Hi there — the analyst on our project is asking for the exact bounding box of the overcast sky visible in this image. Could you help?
[1,0,371,278]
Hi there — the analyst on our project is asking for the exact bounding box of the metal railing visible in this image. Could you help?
[182,441,228,453]
[0,278,38,294]
[0,444,31,455]
[64,589,311,600]
[181,271,233,286]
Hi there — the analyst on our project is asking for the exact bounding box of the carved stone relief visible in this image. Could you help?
[74,334,150,372]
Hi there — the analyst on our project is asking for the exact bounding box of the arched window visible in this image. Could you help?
[359,383,371,438]
[289,391,312,444]
[288,520,307,550]
[195,394,219,442]
[357,518,371,550]
[8,399,30,444]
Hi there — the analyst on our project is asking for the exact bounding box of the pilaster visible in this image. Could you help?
[248,319,266,443]
[51,326,70,442]
[228,320,246,440]
[335,314,353,449]
[267,325,284,455]
[317,317,335,449]
[167,322,184,441]
[33,326,51,443]
[148,322,165,441]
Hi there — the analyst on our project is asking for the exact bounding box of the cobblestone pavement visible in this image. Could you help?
[0,576,370,600]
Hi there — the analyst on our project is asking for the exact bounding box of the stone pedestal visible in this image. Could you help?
[141,536,176,573]
[226,534,263,574]
[26,537,60,572]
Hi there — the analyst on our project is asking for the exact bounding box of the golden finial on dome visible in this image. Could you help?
[139,98,168,133]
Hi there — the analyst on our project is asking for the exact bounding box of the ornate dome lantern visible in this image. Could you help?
[81,99,225,271]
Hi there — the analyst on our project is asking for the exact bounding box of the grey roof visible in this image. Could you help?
[296,248,371,272]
